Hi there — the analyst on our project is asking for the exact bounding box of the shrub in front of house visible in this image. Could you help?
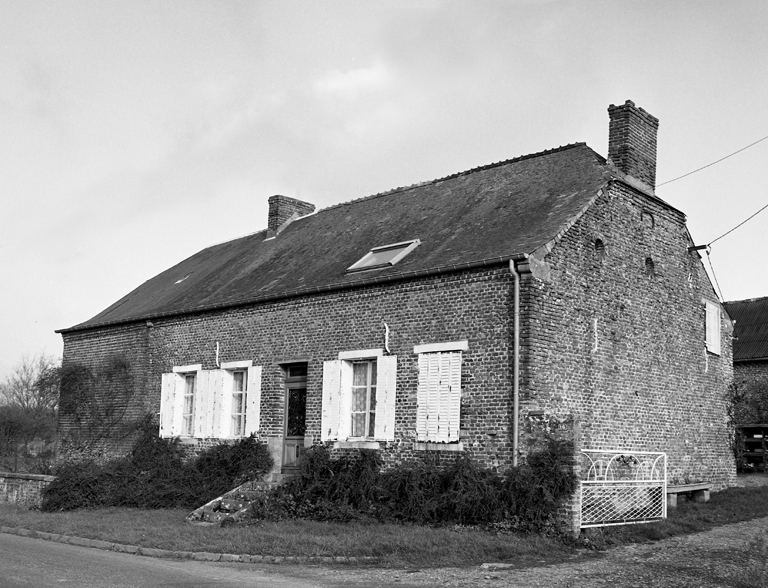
[250,435,577,531]
[41,418,273,511]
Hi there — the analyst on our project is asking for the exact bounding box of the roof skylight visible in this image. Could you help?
[347,239,421,273]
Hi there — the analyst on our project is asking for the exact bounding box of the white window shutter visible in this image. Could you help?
[217,370,233,438]
[417,351,462,442]
[445,352,462,442]
[245,366,262,436]
[171,374,185,436]
[706,301,721,355]
[338,360,353,440]
[206,369,223,438]
[427,353,441,441]
[321,360,342,441]
[374,355,397,440]
[416,354,429,440]
[194,370,209,438]
[159,373,175,437]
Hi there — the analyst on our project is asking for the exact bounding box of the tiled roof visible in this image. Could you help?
[60,143,616,332]
[724,297,768,361]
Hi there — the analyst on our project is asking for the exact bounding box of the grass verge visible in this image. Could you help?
[2,483,767,568]
[0,505,576,568]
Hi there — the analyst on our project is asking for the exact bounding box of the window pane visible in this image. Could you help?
[233,371,245,392]
[353,362,368,386]
[368,412,376,438]
[351,414,366,437]
[286,388,307,437]
[351,388,367,411]
[232,414,243,437]
[288,365,308,378]
[355,246,407,269]
[185,375,195,395]
[232,392,244,414]
[183,393,194,415]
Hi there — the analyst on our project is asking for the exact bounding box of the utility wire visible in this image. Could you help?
[705,248,725,302]
[657,135,768,187]
[708,201,768,246]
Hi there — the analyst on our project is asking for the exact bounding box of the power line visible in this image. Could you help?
[708,201,768,246]
[705,248,725,303]
[657,135,768,187]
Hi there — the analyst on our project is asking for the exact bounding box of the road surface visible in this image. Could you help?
[0,533,325,588]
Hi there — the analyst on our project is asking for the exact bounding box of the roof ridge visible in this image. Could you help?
[725,296,768,305]
[319,142,589,213]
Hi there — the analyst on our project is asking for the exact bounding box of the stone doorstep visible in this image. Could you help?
[0,525,379,564]
[666,482,712,508]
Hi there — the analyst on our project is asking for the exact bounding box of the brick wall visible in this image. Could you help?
[60,323,150,449]
[734,361,768,391]
[62,268,519,471]
[0,472,55,508]
[732,360,768,424]
[521,181,735,489]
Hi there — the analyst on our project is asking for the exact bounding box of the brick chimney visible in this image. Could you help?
[267,195,315,235]
[607,100,660,191]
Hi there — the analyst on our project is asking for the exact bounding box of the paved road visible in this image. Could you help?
[0,534,324,588]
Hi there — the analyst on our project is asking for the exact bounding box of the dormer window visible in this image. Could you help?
[347,239,421,273]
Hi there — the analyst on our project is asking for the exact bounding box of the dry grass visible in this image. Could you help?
[0,505,576,567]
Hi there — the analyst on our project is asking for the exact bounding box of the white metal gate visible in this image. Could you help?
[580,450,666,528]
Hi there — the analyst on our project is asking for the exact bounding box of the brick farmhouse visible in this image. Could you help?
[57,100,736,496]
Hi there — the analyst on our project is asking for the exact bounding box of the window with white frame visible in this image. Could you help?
[351,360,377,438]
[182,373,196,436]
[159,361,262,439]
[414,341,467,443]
[705,299,721,355]
[231,370,247,437]
[321,350,397,442]
[159,364,202,438]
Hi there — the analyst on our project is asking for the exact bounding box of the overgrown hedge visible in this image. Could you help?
[250,435,577,531]
[42,419,273,511]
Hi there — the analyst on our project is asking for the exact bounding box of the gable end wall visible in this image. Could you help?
[522,181,735,488]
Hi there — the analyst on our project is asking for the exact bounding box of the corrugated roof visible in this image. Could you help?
[724,297,768,361]
[59,143,619,332]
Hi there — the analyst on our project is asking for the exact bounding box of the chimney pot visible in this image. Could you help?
[607,100,659,191]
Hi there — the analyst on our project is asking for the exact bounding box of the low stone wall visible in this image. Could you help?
[0,472,56,508]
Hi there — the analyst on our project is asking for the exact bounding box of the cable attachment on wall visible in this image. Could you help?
[215,341,220,367]
[383,322,391,354]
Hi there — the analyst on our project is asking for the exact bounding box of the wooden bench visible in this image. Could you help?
[666,482,711,507]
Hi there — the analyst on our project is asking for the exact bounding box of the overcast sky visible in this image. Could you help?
[1,0,767,379]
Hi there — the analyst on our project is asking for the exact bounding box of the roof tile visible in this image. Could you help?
[61,143,612,332]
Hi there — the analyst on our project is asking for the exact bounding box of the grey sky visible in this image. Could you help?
[1,0,767,378]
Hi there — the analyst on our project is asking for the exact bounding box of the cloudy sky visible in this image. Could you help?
[1,0,767,378]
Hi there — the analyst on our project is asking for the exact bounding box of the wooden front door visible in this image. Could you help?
[282,364,307,471]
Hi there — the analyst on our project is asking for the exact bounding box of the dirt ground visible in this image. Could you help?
[302,518,766,588]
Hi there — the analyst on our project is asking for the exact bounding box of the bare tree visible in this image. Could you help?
[0,354,59,413]
[0,354,60,472]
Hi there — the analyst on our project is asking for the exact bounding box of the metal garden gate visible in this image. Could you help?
[580,450,667,528]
